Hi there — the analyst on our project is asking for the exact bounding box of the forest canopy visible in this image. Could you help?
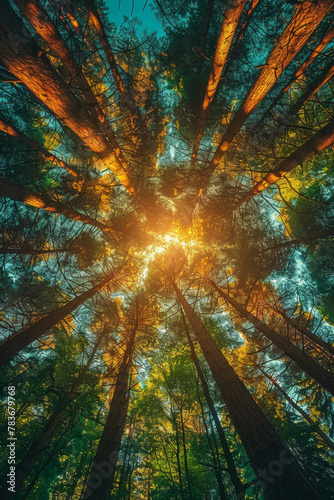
[0,0,334,498]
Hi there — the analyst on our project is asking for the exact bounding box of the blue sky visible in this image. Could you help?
[105,0,163,34]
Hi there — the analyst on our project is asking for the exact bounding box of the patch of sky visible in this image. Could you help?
[105,0,163,36]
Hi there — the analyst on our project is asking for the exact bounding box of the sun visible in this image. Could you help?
[133,231,199,286]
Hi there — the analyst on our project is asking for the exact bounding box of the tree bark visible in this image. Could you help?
[211,281,334,396]
[190,0,247,170]
[221,0,261,84]
[180,307,245,496]
[195,0,333,199]
[0,0,138,199]
[82,324,137,499]
[232,117,334,209]
[172,281,322,500]
[0,177,113,233]
[0,269,117,366]
[255,24,334,128]
[0,114,79,177]
[13,0,130,150]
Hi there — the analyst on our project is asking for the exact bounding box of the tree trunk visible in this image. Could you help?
[232,117,334,209]
[180,307,245,496]
[195,0,333,199]
[221,0,261,81]
[257,365,334,452]
[0,114,79,177]
[0,177,113,233]
[190,0,247,170]
[211,282,334,396]
[255,24,334,129]
[270,306,334,356]
[82,324,137,499]
[13,0,130,150]
[171,405,184,499]
[196,383,227,500]
[115,416,134,500]
[179,405,193,499]
[172,281,323,500]
[13,0,102,117]
[235,0,261,46]
[0,0,138,199]
[0,269,117,366]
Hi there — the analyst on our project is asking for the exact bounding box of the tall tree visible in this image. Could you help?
[179,307,246,497]
[0,0,143,204]
[172,280,322,500]
[194,0,333,202]
[82,307,138,499]
[0,267,121,366]
[232,117,334,209]
[190,0,248,170]
[210,281,334,396]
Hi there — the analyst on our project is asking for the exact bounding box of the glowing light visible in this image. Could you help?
[135,231,199,287]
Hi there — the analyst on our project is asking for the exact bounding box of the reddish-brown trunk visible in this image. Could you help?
[191,0,247,170]
[222,0,261,80]
[0,177,113,233]
[285,25,334,88]
[195,0,333,199]
[255,25,334,128]
[13,0,131,152]
[233,118,334,208]
[84,0,139,126]
[0,0,137,198]
[173,281,322,500]
[13,0,103,120]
